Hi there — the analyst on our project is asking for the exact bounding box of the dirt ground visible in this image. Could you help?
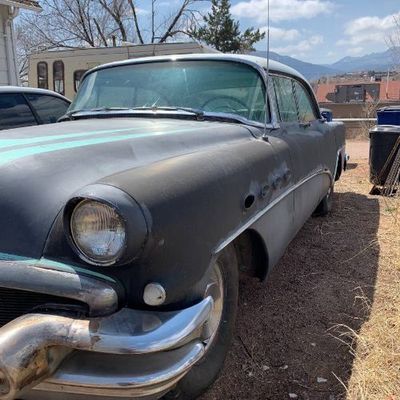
[200,140,399,400]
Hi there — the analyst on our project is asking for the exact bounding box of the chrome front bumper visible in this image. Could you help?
[0,258,213,400]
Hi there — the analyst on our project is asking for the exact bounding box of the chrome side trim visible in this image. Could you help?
[0,259,118,317]
[0,297,213,400]
[214,169,332,253]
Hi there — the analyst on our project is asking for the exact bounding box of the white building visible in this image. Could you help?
[0,0,41,86]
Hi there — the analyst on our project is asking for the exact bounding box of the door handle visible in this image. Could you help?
[283,169,292,182]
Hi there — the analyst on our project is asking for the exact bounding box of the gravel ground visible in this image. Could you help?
[200,140,392,400]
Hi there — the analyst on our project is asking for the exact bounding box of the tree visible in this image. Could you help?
[16,0,206,80]
[191,0,264,53]
[388,14,400,67]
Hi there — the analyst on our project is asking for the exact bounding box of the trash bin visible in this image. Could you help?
[369,125,400,185]
[377,106,400,126]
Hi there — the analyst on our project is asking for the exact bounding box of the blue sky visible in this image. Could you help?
[228,0,400,64]
[142,0,400,65]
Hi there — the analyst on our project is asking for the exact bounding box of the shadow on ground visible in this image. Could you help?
[346,163,358,170]
[201,190,380,400]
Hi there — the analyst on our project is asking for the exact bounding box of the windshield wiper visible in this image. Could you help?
[60,106,205,121]
[130,106,204,119]
[60,106,248,125]
[60,107,131,121]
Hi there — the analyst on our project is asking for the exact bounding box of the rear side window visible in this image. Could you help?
[0,94,37,130]
[26,94,70,124]
[293,80,317,123]
[272,76,298,122]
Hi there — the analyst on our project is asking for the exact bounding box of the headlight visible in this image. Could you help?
[70,199,126,265]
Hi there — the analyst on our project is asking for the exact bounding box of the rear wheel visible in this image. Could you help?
[163,245,239,400]
[313,185,334,217]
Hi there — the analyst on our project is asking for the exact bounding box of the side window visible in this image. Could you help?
[25,94,70,124]
[293,80,317,123]
[37,62,48,89]
[74,70,87,92]
[272,76,298,122]
[0,94,37,130]
[53,60,65,95]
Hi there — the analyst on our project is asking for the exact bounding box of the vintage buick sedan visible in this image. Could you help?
[0,54,346,400]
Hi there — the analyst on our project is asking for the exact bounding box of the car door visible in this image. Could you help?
[25,94,70,124]
[271,74,329,232]
[0,93,38,130]
[291,78,331,227]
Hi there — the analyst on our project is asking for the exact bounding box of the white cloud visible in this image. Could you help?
[337,12,400,47]
[271,34,324,58]
[346,47,365,56]
[232,0,334,23]
[260,26,301,42]
[136,7,149,15]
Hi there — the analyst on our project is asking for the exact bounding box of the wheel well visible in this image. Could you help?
[335,153,342,181]
[232,229,269,280]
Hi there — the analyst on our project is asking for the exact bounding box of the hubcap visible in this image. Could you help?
[203,262,224,348]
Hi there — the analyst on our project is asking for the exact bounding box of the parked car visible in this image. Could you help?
[0,54,346,400]
[0,86,70,130]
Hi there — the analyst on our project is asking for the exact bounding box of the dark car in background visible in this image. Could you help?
[0,87,70,130]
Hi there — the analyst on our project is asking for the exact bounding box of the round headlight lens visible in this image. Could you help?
[70,200,126,265]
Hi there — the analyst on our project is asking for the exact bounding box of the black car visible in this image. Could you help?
[0,86,70,130]
[0,54,346,400]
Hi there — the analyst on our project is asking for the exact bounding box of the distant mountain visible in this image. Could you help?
[329,48,398,72]
[253,50,340,80]
[252,48,399,80]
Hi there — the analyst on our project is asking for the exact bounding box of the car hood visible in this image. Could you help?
[0,117,253,258]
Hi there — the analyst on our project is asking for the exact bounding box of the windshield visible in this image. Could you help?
[69,60,268,123]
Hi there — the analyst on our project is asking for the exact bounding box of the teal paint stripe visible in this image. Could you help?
[0,127,145,151]
[0,252,31,261]
[0,253,116,283]
[0,126,207,167]
[35,258,117,283]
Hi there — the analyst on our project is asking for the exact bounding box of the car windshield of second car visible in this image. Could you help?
[69,60,269,124]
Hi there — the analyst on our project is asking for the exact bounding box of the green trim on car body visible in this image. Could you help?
[0,127,144,150]
[0,252,116,283]
[0,126,212,167]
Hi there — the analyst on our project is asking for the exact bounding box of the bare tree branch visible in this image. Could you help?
[159,0,190,43]
[127,0,144,44]
[93,18,109,47]
[98,0,128,42]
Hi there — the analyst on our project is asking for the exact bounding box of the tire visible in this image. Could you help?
[313,185,334,217]
[163,245,239,400]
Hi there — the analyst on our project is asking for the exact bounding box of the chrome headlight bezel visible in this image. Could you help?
[69,199,127,266]
[64,184,148,268]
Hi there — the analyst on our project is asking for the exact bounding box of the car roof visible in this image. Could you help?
[0,86,70,102]
[88,53,308,83]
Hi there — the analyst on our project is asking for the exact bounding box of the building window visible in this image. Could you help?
[74,70,87,92]
[37,62,48,89]
[53,60,65,95]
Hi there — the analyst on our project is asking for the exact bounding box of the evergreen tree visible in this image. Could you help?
[191,0,265,53]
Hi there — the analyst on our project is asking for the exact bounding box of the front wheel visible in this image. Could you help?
[163,245,239,400]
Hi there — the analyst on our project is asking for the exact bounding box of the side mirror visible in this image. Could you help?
[320,110,333,122]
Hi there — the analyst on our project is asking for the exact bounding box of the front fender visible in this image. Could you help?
[92,139,286,308]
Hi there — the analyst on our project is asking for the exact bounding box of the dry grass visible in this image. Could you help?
[344,208,400,400]
[334,158,400,400]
